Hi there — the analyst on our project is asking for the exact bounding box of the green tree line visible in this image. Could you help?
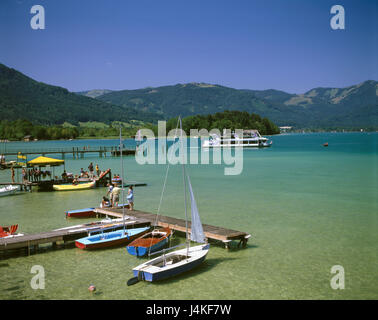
[164,111,280,135]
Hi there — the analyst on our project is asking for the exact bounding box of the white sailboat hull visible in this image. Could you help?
[0,185,19,197]
[133,243,209,282]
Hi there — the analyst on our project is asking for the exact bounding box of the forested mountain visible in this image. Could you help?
[96,81,378,129]
[0,64,159,125]
[1,62,377,130]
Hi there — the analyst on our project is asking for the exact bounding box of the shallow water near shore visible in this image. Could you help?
[0,132,377,299]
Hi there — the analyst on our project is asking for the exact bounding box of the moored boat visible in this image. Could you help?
[132,244,209,281]
[75,226,150,250]
[127,227,173,257]
[53,181,95,191]
[0,185,19,196]
[0,224,19,238]
[65,203,129,218]
[65,207,96,218]
[130,116,209,284]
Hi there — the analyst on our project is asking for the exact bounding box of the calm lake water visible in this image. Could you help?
[0,132,377,299]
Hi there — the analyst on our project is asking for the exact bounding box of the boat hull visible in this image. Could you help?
[75,227,150,250]
[65,204,129,218]
[127,228,173,257]
[65,208,95,218]
[132,244,209,281]
[0,185,19,197]
[53,181,95,191]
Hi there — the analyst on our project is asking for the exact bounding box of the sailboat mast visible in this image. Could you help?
[179,117,190,255]
[120,126,126,234]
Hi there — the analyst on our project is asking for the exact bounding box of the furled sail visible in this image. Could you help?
[187,175,205,243]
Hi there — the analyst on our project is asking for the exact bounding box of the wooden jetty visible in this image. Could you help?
[1,146,136,160]
[0,208,250,257]
[0,218,150,256]
[94,208,251,249]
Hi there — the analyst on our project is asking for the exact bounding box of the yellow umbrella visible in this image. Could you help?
[27,156,65,167]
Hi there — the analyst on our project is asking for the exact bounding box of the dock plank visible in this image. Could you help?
[94,208,251,243]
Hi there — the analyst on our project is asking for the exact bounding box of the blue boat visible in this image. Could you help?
[75,226,150,250]
[126,227,173,257]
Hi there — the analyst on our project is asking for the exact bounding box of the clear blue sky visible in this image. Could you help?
[0,0,377,93]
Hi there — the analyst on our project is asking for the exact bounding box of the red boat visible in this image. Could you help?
[65,203,130,218]
[0,224,18,238]
[65,207,96,218]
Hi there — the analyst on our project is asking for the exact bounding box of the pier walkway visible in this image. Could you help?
[0,209,250,257]
[95,208,251,248]
[0,218,150,256]
[1,146,135,159]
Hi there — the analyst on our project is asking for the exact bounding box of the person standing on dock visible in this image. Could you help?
[11,165,15,183]
[88,162,94,178]
[107,183,114,206]
[111,183,121,207]
[21,168,27,182]
[127,185,134,211]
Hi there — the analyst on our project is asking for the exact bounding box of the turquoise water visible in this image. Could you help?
[0,132,377,299]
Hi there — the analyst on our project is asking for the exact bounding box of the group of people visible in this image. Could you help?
[79,163,101,179]
[21,167,51,182]
[101,183,134,210]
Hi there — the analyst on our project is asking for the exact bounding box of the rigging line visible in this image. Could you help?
[147,117,181,256]
[179,116,190,257]
[120,126,126,234]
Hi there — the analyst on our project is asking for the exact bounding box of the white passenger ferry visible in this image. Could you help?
[202,130,272,148]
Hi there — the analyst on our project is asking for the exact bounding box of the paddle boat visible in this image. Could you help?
[53,181,95,191]
[127,227,173,257]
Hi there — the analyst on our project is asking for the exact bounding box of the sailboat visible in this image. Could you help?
[75,127,150,250]
[130,117,209,282]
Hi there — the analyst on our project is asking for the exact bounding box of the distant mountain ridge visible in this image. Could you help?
[77,89,113,98]
[0,63,376,129]
[94,80,377,128]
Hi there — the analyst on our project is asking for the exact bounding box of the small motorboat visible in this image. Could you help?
[323,142,329,147]
[75,226,150,250]
[0,185,19,197]
[127,227,173,257]
[65,203,129,218]
[53,181,96,191]
[0,224,19,238]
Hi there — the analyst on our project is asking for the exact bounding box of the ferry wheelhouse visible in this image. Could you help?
[202,130,272,148]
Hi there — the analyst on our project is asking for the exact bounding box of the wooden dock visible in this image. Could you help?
[0,218,150,256]
[0,208,251,258]
[95,208,251,248]
[1,146,136,160]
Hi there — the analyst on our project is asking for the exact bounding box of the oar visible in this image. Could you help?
[127,276,139,286]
